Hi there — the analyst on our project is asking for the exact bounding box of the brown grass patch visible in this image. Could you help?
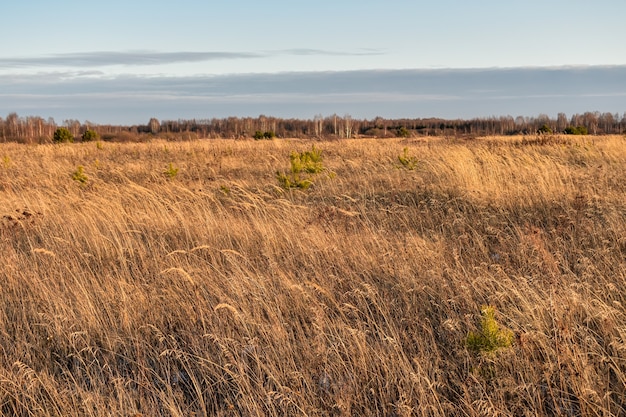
[0,135,625,416]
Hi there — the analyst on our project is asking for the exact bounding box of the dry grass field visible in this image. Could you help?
[1,135,625,416]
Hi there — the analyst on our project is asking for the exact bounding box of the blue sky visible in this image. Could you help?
[1,0,625,124]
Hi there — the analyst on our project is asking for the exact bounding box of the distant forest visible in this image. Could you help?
[1,111,625,143]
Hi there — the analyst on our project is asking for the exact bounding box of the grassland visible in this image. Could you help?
[1,135,625,416]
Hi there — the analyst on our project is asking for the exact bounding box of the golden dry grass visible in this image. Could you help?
[1,135,625,416]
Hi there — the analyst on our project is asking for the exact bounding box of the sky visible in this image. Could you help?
[1,0,625,124]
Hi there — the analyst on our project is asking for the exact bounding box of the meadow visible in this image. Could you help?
[1,135,625,416]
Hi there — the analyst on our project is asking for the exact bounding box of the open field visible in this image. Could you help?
[1,135,625,416]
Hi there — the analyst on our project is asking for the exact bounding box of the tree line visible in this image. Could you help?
[1,111,625,143]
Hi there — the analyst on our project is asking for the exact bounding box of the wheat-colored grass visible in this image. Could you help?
[1,135,625,416]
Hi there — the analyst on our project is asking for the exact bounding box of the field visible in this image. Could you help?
[1,135,625,416]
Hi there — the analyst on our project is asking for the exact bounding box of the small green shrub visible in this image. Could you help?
[396,127,410,138]
[564,126,589,135]
[72,165,88,184]
[82,130,98,142]
[96,140,104,150]
[163,163,179,180]
[466,306,513,354]
[53,128,74,143]
[293,145,323,174]
[254,130,276,140]
[537,124,552,134]
[397,147,419,170]
[2,155,10,169]
[276,172,312,190]
[276,145,324,189]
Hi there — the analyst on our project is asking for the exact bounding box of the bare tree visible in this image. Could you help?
[64,119,81,137]
[149,118,160,134]
[344,114,352,139]
[6,113,18,140]
[557,112,568,132]
[314,114,324,137]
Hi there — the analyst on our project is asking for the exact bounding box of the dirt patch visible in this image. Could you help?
[1,208,42,230]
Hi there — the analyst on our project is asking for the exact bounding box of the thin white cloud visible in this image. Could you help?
[0,51,262,68]
[280,48,384,57]
[0,49,385,69]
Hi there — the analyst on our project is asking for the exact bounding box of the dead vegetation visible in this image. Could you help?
[0,135,625,416]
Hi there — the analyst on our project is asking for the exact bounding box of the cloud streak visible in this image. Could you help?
[0,49,384,68]
[1,66,624,124]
